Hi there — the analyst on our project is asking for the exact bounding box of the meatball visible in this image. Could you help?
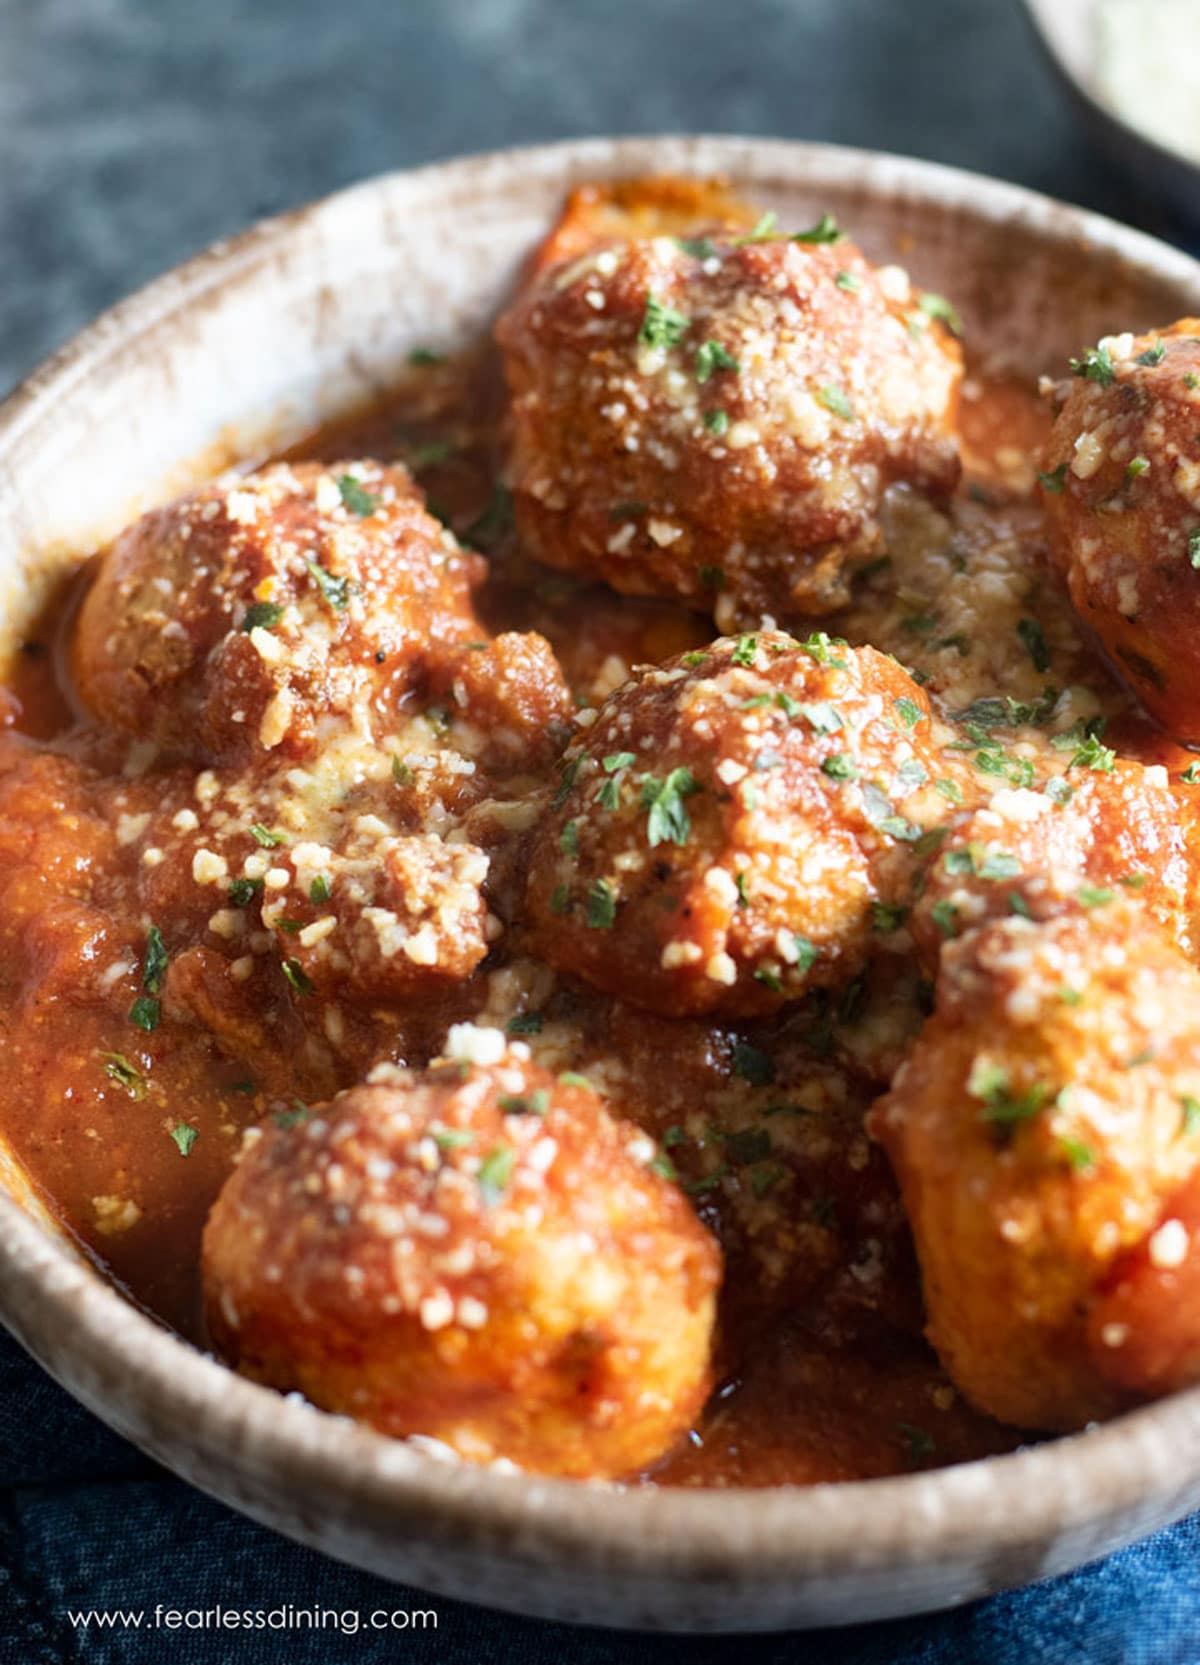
[526,630,949,1018]
[912,759,1200,966]
[1041,322,1200,741]
[871,898,1200,1430]
[496,193,962,623]
[72,460,488,765]
[202,1030,719,1478]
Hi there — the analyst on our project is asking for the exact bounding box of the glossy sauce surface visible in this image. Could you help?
[0,340,1169,1488]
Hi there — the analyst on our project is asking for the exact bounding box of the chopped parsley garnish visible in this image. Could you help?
[732,1041,776,1086]
[643,767,700,848]
[552,755,581,810]
[968,1059,1052,1128]
[1059,1136,1095,1173]
[1038,463,1068,494]
[241,601,285,632]
[1045,776,1075,805]
[405,439,454,470]
[433,1127,474,1152]
[797,631,849,669]
[1136,337,1166,367]
[506,1013,544,1036]
[249,823,285,848]
[834,270,861,293]
[861,781,921,842]
[336,474,379,517]
[228,877,263,907]
[918,292,963,336]
[585,878,617,929]
[304,555,351,611]
[280,957,315,996]
[793,935,819,974]
[391,755,413,787]
[142,925,168,993]
[896,757,928,790]
[560,819,580,856]
[1017,618,1050,674]
[1183,763,1200,784]
[898,1423,936,1462]
[273,1102,311,1130]
[308,873,332,905]
[649,1152,678,1181]
[893,695,926,730]
[943,843,1020,881]
[799,701,842,734]
[930,900,959,938]
[704,408,730,435]
[129,996,160,1033]
[1009,892,1032,918]
[558,1071,593,1090]
[101,1052,146,1100]
[497,1089,550,1117]
[754,967,783,992]
[722,1127,772,1165]
[871,902,908,932]
[817,383,856,422]
[1126,455,1150,480]
[170,1122,199,1158]
[408,346,445,366]
[1187,372,1200,391]
[731,634,758,667]
[821,753,859,780]
[549,883,569,915]
[1182,1095,1200,1136]
[739,211,778,243]
[1064,732,1116,773]
[1077,885,1114,907]
[638,292,689,350]
[478,1145,515,1205]
[792,213,843,244]
[695,340,739,381]
[1190,528,1200,569]
[676,235,718,259]
[1069,345,1116,386]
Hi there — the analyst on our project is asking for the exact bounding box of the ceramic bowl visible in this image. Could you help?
[3,136,1200,1634]
[1021,0,1200,225]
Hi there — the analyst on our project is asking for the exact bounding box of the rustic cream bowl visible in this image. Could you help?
[3,136,1200,1633]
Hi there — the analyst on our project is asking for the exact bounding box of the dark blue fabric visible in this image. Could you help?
[1,1324,1199,1664]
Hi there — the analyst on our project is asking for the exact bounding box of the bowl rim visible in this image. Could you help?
[5,131,1200,1590]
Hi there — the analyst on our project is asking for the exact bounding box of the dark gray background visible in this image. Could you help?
[0,0,1159,400]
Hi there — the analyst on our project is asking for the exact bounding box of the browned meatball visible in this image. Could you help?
[1041,322,1200,741]
[72,461,488,765]
[871,897,1200,1431]
[202,1030,719,1478]
[911,757,1200,966]
[497,193,962,623]
[526,630,951,1018]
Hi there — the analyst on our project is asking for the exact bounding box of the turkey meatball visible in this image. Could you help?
[496,194,962,623]
[1041,322,1200,741]
[72,460,489,765]
[202,1030,719,1478]
[526,630,949,1018]
[871,898,1200,1431]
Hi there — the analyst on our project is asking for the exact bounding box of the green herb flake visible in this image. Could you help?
[817,383,856,421]
[821,752,859,780]
[585,878,617,929]
[433,1127,474,1152]
[1182,763,1200,783]
[731,634,758,667]
[408,346,445,367]
[1190,528,1200,570]
[497,1088,551,1117]
[170,1122,199,1158]
[1038,463,1068,494]
[793,935,819,974]
[930,899,959,939]
[241,601,285,633]
[1136,337,1166,367]
[280,957,315,996]
[249,823,286,848]
[1009,892,1033,919]
[732,1041,775,1085]
[893,695,926,730]
[1017,618,1050,674]
[478,1145,516,1205]
[871,902,909,932]
[800,701,843,735]
[638,292,689,350]
[560,819,580,857]
[968,1058,1051,1128]
[335,474,380,517]
[1077,885,1115,908]
[506,1012,544,1037]
[792,213,843,244]
[1069,345,1116,387]
[834,269,862,293]
[229,876,263,907]
[1126,455,1150,481]
[558,1071,593,1091]
[797,631,849,669]
[695,340,739,382]
[704,408,730,435]
[128,996,160,1032]
[918,292,963,336]
[100,1052,147,1100]
[643,767,700,848]
[1058,1136,1095,1173]
[649,1152,678,1182]
[309,873,332,904]
[1181,1095,1200,1136]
